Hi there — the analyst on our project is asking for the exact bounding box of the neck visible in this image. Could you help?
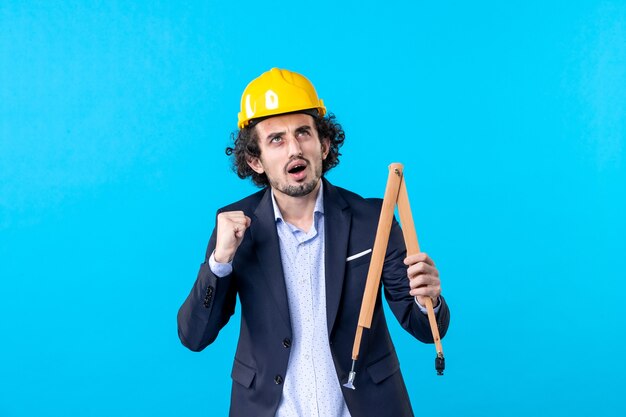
[272,180,322,232]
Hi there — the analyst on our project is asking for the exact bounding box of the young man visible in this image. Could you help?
[178,68,450,417]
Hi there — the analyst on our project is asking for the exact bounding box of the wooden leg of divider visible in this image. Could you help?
[344,164,403,389]
[397,172,443,353]
[356,163,404,330]
[397,173,444,374]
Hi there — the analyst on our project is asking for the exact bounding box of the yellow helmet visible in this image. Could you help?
[237,68,326,129]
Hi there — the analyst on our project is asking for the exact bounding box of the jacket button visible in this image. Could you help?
[282,338,291,348]
[274,375,283,385]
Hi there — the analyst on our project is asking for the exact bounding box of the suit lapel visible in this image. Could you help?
[252,188,292,330]
[323,179,352,336]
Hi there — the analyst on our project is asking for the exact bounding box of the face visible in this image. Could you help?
[247,113,330,198]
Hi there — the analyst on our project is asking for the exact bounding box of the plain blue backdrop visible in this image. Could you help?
[1,1,625,416]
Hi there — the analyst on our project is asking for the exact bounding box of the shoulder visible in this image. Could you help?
[334,184,381,205]
[325,180,383,216]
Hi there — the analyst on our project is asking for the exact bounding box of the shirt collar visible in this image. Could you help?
[271,180,325,222]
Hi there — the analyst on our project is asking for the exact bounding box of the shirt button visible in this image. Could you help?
[282,338,291,348]
[274,375,283,385]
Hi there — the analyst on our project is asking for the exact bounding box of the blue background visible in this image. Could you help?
[1,1,625,416]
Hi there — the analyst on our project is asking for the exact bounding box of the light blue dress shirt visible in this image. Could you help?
[271,183,351,417]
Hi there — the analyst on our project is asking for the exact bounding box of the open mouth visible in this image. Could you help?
[286,160,308,181]
[287,164,306,174]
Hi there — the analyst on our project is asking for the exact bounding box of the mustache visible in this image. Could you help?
[284,156,310,173]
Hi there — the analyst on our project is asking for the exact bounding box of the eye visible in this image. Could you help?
[296,129,311,138]
[270,135,283,144]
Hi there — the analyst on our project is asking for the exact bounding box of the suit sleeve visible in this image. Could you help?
[381,217,450,343]
[177,220,238,352]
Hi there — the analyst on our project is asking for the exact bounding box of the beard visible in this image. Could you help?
[269,159,323,198]
[273,178,319,197]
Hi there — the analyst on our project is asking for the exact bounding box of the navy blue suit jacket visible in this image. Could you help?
[177,178,450,417]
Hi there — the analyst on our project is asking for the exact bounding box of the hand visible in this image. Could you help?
[404,252,441,307]
[214,211,251,263]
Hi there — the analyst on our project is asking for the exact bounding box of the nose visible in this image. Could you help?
[286,134,303,157]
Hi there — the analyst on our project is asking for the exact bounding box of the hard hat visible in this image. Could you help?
[237,68,326,129]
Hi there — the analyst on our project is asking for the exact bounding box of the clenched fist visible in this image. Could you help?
[214,211,251,263]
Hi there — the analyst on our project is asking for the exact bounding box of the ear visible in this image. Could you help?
[247,156,265,174]
[321,138,331,160]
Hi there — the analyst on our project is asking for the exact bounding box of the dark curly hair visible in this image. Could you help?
[225,112,345,187]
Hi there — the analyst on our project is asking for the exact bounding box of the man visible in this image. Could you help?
[177,68,450,417]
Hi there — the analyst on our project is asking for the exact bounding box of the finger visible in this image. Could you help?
[221,211,248,222]
[229,214,251,228]
[411,288,441,299]
[410,283,441,298]
[408,273,438,289]
[407,262,438,279]
[220,213,250,229]
[220,211,248,220]
[403,252,435,267]
[219,211,240,218]
[228,217,250,227]
[233,217,252,239]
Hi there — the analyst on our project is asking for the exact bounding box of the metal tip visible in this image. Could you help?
[343,371,356,390]
[435,353,445,376]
